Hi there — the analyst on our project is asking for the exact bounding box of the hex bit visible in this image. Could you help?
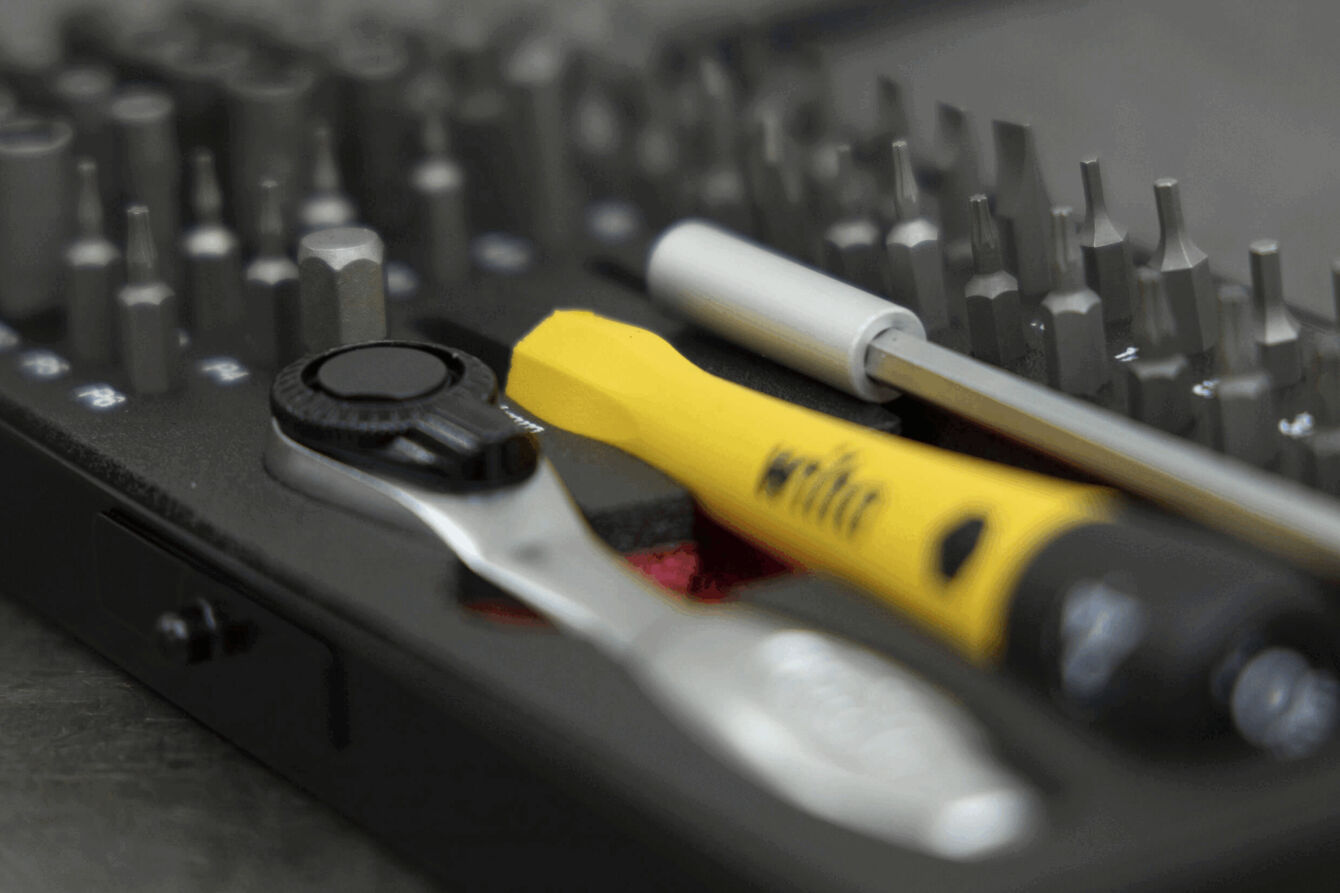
[0,116,74,319]
[1148,179,1217,354]
[964,195,1024,366]
[181,148,244,345]
[882,140,949,334]
[64,158,123,366]
[1123,268,1192,434]
[1041,207,1108,397]
[820,144,882,295]
[297,226,387,354]
[1078,158,1135,322]
[992,120,1053,298]
[243,179,300,368]
[1248,239,1302,388]
[118,205,182,395]
[297,124,358,236]
[109,86,180,284]
[408,114,470,296]
[933,103,983,262]
[1208,286,1276,466]
[747,113,812,263]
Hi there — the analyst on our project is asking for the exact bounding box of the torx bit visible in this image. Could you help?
[243,179,300,368]
[1208,285,1276,466]
[882,139,950,334]
[1078,158,1135,323]
[503,36,577,254]
[64,158,123,366]
[297,226,387,354]
[819,144,882,294]
[933,102,983,263]
[297,124,358,236]
[1041,207,1108,397]
[992,120,1053,298]
[226,61,316,246]
[1123,268,1192,434]
[333,28,411,236]
[181,148,243,345]
[689,56,753,234]
[0,116,74,319]
[964,195,1024,365]
[118,205,181,395]
[1148,178,1217,354]
[1248,239,1302,388]
[408,114,470,296]
[109,86,180,284]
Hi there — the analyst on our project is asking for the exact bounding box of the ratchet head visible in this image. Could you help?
[271,341,540,491]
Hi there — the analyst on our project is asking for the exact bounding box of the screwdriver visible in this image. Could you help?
[507,310,1339,754]
[644,220,1340,580]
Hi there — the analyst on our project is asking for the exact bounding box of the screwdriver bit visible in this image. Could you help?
[1208,285,1276,466]
[227,61,316,246]
[1041,207,1108,397]
[820,145,883,294]
[448,25,514,234]
[0,116,74,319]
[503,36,577,254]
[993,120,1053,298]
[630,77,682,227]
[408,114,470,296]
[333,28,411,236]
[933,102,983,263]
[881,140,950,334]
[747,112,813,263]
[1123,268,1192,434]
[64,158,123,366]
[1301,335,1340,494]
[52,64,115,209]
[1148,179,1217,354]
[297,124,358,236]
[243,179,300,368]
[109,86,180,284]
[1078,158,1135,323]
[868,74,912,174]
[964,195,1024,366]
[297,226,387,355]
[1248,240,1302,388]
[688,56,753,234]
[570,55,630,200]
[118,205,182,395]
[181,148,244,345]
[160,36,250,159]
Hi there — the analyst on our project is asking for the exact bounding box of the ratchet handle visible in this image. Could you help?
[508,310,1116,661]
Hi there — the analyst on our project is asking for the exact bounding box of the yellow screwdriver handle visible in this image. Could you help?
[508,310,1118,662]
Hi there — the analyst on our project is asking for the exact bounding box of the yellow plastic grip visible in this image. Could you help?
[507,310,1117,662]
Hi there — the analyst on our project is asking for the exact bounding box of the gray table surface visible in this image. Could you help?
[4,0,1340,889]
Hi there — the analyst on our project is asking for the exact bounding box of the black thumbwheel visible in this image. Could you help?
[271,341,540,491]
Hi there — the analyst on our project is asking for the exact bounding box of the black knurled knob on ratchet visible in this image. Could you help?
[270,341,539,491]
